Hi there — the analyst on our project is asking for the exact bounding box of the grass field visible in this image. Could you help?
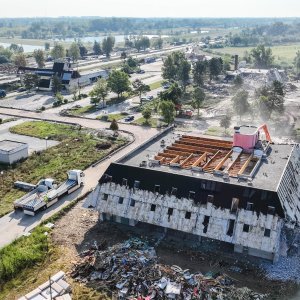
[149,80,164,90]
[97,112,127,122]
[0,121,126,217]
[66,105,97,116]
[210,43,300,65]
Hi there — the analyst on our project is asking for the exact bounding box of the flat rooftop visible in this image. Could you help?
[0,140,27,152]
[117,129,294,192]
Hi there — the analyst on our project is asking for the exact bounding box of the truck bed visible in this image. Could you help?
[47,179,77,200]
[22,191,48,210]
[14,188,41,208]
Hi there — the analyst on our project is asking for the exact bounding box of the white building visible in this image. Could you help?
[0,140,28,164]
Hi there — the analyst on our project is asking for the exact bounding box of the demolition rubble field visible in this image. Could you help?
[3,201,298,299]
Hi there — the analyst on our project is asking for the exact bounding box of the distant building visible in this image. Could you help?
[18,62,108,92]
[0,140,28,164]
[85,125,300,262]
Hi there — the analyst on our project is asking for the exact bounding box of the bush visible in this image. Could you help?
[99,115,109,121]
[78,93,88,99]
[0,55,10,64]
[41,106,46,111]
[63,99,68,104]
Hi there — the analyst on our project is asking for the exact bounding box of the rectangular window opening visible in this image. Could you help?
[202,215,210,233]
[189,191,195,200]
[154,185,160,193]
[171,187,177,196]
[267,206,275,215]
[243,224,250,233]
[130,199,135,207]
[227,219,235,236]
[167,207,173,216]
[185,211,191,219]
[150,204,156,212]
[246,202,254,211]
[231,198,239,213]
[134,180,140,189]
[102,193,108,201]
[118,197,124,204]
[264,228,271,237]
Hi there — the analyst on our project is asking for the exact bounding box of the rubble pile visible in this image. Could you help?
[71,238,267,299]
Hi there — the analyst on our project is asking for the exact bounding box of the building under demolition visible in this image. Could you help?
[85,125,300,262]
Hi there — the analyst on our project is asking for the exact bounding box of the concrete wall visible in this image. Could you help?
[88,181,283,261]
[277,144,300,225]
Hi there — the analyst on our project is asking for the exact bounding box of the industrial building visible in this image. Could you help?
[0,140,28,164]
[85,125,300,262]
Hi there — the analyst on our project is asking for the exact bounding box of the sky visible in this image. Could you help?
[0,0,299,18]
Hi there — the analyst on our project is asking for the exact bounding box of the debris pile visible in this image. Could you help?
[71,238,267,299]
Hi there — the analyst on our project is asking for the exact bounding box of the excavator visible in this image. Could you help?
[258,124,272,143]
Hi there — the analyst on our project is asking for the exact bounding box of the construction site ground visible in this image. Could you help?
[3,200,297,300]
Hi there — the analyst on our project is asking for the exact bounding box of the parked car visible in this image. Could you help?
[0,90,6,98]
[162,83,171,89]
[17,87,26,92]
[124,115,135,122]
[146,95,154,101]
[136,69,145,74]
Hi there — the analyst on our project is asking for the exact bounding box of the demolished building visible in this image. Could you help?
[86,125,300,262]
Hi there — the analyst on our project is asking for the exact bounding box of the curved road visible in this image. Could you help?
[0,107,159,248]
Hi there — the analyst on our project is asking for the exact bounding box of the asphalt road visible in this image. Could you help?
[0,107,159,248]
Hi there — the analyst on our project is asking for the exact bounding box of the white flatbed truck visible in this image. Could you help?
[14,170,84,216]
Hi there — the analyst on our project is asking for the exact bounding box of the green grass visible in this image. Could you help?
[133,117,164,128]
[97,112,128,122]
[210,43,300,65]
[0,121,127,216]
[0,226,49,284]
[149,80,164,90]
[66,105,98,116]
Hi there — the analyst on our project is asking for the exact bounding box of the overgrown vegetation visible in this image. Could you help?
[0,121,127,216]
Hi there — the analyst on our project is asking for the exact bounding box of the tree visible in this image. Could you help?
[142,108,152,123]
[89,78,109,107]
[294,51,300,76]
[191,87,205,117]
[110,119,119,131]
[93,41,102,55]
[178,59,191,91]
[209,57,223,80]
[13,53,26,67]
[162,51,189,83]
[51,43,65,60]
[102,36,115,57]
[220,113,232,134]
[255,82,285,119]
[251,45,274,69]
[234,75,243,88]
[193,60,207,86]
[134,36,150,52]
[132,79,150,104]
[9,44,23,53]
[69,42,80,62]
[107,70,130,98]
[160,83,182,105]
[160,100,175,125]
[79,45,88,58]
[120,51,127,61]
[152,37,163,49]
[0,55,10,64]
[23,73,39,92]
[232,90,250,120]
[33,49,45,68]
[52,74,63,94]
[45,42,50,51]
